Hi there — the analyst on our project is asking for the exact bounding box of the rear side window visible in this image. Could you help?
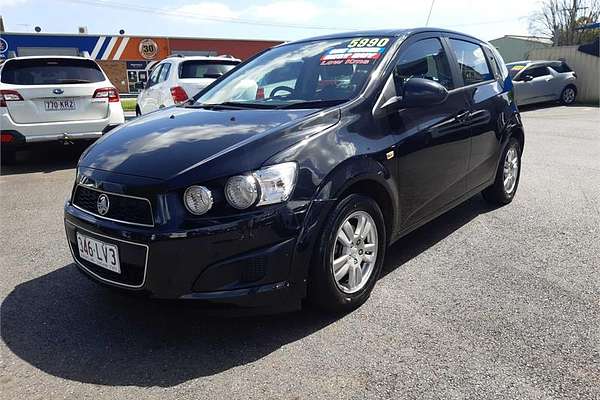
[394,38,454,90]
[549,62,572,73]
[0,58,105,85]
[158,63,171,82]
[449,39,493,85]
[179,60,239,79]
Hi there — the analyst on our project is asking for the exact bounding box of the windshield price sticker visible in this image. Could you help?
[511,65,525,71]
[321,41,389,66]
[347,38,390,48]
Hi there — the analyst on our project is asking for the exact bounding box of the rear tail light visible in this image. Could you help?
[93,87,120,103]
[170,86,189,104]
[1,132,15,143]
[256,87,265,100]
[0,90,24,107]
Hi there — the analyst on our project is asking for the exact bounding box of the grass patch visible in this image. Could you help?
[121,98,137,112]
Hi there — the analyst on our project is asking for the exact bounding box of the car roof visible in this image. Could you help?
[289,27,484,44]
[3,55,95,61]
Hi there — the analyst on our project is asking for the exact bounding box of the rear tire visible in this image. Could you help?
[307,194,386,313]
[482,137,521,205]
[560,86,576,105]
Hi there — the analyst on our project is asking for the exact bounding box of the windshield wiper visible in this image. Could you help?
[187,101,277,110]
[276,99,346,109]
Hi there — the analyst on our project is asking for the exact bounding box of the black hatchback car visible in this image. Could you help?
[64,28,524,312]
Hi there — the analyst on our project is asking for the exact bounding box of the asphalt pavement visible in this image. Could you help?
[0,105,599,399]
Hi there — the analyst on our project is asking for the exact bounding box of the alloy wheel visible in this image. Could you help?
[503,146,519,194]
[331,210,378,294]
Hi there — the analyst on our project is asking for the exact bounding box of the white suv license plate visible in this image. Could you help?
[76,232,121,274]
[45,98,77,111]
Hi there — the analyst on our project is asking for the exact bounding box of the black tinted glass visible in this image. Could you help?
[180,60,238,79]
[1,58,105,85]
[395,38,454,90]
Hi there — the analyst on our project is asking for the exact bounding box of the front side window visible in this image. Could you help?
[523,66,550,79]
[0,58,105,85]
[449,39,493,85]
[194,36,395,108]
[394,38,454,90]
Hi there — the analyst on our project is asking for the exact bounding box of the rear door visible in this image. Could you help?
[153,62,172,108]
[446,37,507,190]
[138,64,163,114]
[378,34,472,228]
[0,58,110,123]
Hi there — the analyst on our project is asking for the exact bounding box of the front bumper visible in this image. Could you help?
[64,197,330,309]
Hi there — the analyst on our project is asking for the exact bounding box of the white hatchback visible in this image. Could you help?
[136,55,241,115]
[0,56,125,164]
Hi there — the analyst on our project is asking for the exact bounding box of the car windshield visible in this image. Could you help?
[1,58,105,85]
[507,63,527,79]
[179,60,239,79]
[193,37,394,108]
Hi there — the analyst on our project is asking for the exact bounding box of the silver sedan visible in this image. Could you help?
[507,60,577,106]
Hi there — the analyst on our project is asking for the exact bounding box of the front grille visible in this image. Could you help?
[73,185,154,226]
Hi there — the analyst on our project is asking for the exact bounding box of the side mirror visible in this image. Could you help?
[521,74,534,82]
[381,77,448,111]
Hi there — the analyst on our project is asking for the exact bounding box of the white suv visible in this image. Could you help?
[0,56,125,164]
[136,55,241,115]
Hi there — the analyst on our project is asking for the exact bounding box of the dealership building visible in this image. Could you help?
[0,32,283,93]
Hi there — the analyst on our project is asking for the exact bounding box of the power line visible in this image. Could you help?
[61,0,356,31]
[426,0,436,26]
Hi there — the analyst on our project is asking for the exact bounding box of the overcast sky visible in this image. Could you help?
[1,0,542,41]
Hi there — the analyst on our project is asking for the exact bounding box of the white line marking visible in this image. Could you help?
[101,37,118,60]
[112,37,129,60]
[90,36,106,59]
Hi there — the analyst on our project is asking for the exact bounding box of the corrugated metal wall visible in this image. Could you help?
[528,46,600,104]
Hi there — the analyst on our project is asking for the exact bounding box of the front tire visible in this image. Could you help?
[482,137,521,205]
[560,86,576,105]
[307,194,386,313]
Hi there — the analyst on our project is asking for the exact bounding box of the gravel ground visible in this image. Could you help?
[1,105,599,400]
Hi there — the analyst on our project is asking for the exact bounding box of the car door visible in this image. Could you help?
[139,64,163,114]
[515,65,553,104]
[446,37,507,191]
[376,34,471,229]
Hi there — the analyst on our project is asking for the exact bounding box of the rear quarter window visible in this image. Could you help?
[0,58,105,85]
[549,62,573,73]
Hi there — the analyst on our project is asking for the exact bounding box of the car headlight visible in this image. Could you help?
[224,162,297,210]
[225,175,259,210]
[253,162,297,206]
[184,185,214,215]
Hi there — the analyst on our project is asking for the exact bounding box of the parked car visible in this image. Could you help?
[507,60,577,106]
[64,28,524,313]
[136,55,241,115]
[0,56,125,164]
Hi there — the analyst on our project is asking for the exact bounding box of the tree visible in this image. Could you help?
[529,0,600,45]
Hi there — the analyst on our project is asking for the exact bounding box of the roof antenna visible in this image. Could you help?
[425,0,436,26]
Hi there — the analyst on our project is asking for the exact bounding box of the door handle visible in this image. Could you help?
[455,110,471,124]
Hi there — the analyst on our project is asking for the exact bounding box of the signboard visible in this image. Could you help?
[139,38,159,59]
